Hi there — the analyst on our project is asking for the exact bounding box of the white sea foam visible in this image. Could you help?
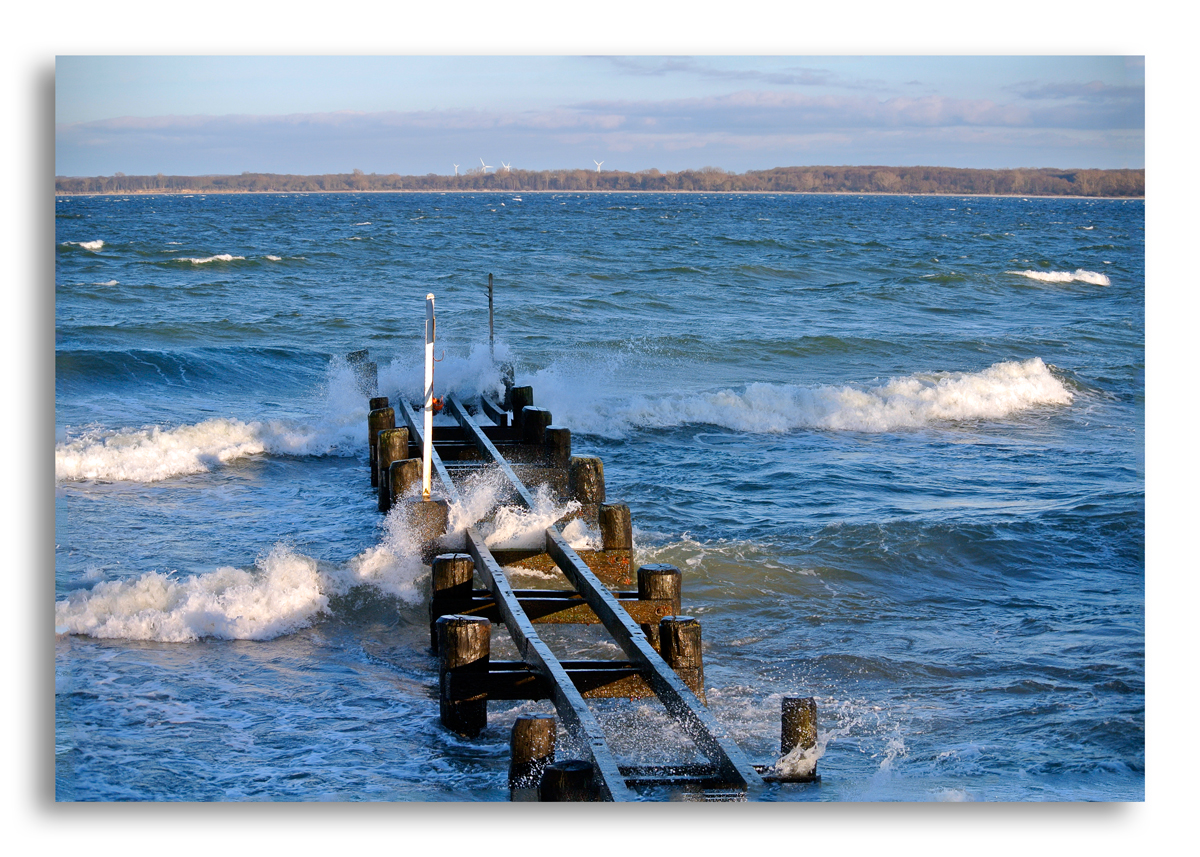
[433,469,587,551]
[54,544,328,642]
[56,360,369,483]
[481,484,582,550]
[55,417,351,482]
[55,467,595,641]
[380,340,512,407]
[266,255,282,261]
[178,254,245,264]
[536,358,1073,438]
[64,240,104,251]
[336,496,431,604]
[1007,268,1111,285]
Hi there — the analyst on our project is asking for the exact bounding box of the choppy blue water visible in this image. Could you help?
[54,191,1144,801]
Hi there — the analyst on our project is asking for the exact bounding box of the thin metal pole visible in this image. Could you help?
[423,293,435,499]
[488,273,494,363]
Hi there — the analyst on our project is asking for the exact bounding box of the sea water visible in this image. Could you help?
[54,191,1144,801]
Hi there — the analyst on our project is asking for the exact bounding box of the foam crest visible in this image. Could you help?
[1008,268,1111,285]
[56,499,448,641]
[55,415,360,483]
[177,254,245,264]
[539,358,1071,437]
[56,359,370,483]
[54,544,328,642]
[63,239,104,251]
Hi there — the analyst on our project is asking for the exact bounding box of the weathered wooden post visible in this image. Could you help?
[347,350,377,396]
[376,427,410,512]
[521,406,552,446]
[781,696,818,770]
[660,616,705,703]
[387,458,421,508]
[364,361,378,396]
[599,503,632,551]
[569,456,605,505]
[637,564,682,651]
[509,713,557,801]
[410,498,450,562]
[367,405,396,487]
[436,614,490,738]
[510,385,534,435]
[500,363,515,409]
[545,426,571,469]
[538,759,595,802]
[369,396,389,411]
[430,553,475,651]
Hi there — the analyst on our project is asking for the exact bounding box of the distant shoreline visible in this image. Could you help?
[54,165,1145,199]
[54,189,1144,201]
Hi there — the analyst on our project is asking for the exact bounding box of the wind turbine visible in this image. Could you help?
[594,160,604,173]
[480,157,493,173]
[453,164,459,176]
[501,161,511,173]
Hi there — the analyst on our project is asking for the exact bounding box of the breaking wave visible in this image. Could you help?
[55,358,371,482]
[533,357,1074,438]
[1007,269,1111,285]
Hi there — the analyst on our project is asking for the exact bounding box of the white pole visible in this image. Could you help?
[423,293,435,499]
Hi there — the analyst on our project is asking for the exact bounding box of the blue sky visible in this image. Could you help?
[55,55,1144,177]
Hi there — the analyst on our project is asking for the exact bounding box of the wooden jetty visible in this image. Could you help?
[355,339,819,801]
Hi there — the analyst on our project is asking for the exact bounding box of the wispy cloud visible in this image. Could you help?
[602,56,844,88]
[55,83,1145,176]
[1009,79,1145,103]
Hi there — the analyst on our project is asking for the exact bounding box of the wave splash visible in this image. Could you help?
[55,467,595,642]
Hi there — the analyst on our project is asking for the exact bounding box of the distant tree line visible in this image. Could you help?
[55,165,1145,197]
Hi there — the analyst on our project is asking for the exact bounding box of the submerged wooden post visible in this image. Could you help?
[430,553,475,651]
[376,427,410,512]
[660,616,705,704]
[347,351,377,395]
[545,426,571,468]
[538,759,595,802]
[364,361,378,396]
[569,456,605,505]
[781,697,818,761]
[637,564,682,651]
[509,714,557,801]
[367,406,396,487]
[436,614,490,738]
[599,503,632,551]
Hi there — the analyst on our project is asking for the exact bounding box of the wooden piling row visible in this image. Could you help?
[362,370,819,799]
